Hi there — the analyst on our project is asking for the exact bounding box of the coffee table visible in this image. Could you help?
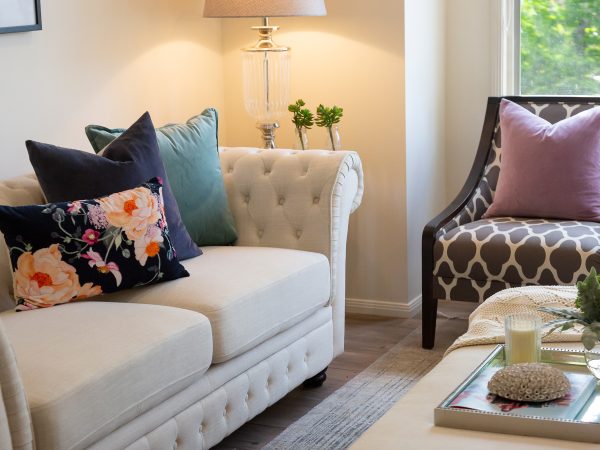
[351,343,598,449]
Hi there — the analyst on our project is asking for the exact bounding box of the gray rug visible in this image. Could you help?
[263,330,444,449]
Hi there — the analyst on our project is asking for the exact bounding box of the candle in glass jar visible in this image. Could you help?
[505,314,542,365]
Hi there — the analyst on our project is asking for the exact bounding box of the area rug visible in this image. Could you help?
[263,329,445,449]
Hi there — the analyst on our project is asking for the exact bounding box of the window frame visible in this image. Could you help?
[491,0,520,95]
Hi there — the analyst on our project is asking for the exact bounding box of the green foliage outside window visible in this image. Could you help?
[521,0,600,95]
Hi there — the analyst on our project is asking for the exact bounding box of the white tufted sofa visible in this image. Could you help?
[0,147,363,449]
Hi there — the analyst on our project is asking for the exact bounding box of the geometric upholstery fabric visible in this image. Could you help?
[434,217,600,302]
[437,102,600,239]
[435,217,600,283]
[423,97,600,348]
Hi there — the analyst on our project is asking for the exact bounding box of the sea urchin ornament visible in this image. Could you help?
[488,363,570,402]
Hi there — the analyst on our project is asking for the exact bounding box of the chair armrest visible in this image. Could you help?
[0,320,33,450]
[220,147,364,356]
[427,97,501,241]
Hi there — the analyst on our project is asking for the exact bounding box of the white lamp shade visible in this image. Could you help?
[203,0,327,18]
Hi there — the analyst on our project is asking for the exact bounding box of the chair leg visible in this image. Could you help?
[303,367,327,388]
[422,295,438,349]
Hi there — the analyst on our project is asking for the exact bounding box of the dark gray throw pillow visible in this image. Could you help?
[26,112,201,260]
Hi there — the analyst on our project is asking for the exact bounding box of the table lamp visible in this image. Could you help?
[203,0,327,149]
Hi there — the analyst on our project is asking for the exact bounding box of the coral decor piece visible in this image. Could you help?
[488,363,570,402]
[0,178,188,311]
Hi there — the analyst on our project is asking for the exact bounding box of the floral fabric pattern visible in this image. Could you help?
[0,178,189,311]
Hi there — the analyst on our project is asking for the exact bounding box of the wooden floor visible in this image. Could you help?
[216,301,475,449]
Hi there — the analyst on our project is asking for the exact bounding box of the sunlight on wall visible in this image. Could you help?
[0,0,224,178]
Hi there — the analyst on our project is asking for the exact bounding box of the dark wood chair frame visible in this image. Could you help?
[422,95,600,349]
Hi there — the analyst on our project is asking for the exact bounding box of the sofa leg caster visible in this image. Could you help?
[303,368,327,388]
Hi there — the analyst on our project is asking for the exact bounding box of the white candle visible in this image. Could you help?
[505,314,542,365]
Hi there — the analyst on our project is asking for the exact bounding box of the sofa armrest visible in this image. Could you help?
[220,148,364,356]
[0,320,33,450]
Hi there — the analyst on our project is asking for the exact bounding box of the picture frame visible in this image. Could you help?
[0,0,42,34]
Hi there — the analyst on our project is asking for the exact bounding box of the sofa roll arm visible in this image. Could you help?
[0,321,33,450]
[220,147,364,356]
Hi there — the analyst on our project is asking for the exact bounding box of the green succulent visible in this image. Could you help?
[540,267,600,350]
[288,99,314,129]
[316,104,344,151]
[288,99,314,150]
[315,104,343,128]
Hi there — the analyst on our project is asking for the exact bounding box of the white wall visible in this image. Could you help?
[0,0,224,178]
[405,0,447,307]
[221,0,408,313]
[445,0,495,201]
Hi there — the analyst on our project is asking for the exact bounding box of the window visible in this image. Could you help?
[519,0,600,95]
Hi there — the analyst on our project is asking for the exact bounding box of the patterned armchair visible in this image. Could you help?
[422,96,600,349]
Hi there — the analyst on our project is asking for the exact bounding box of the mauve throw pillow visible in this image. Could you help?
[484,99,600,221]
[26,112,201,260]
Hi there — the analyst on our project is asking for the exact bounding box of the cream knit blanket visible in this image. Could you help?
[445,285,584,356]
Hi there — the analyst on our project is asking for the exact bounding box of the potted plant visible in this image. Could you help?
[288,99,314,150]
[316,104,343,151]
[540,268,600,378]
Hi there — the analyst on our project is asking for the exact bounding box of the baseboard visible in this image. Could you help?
[346,295,422,318]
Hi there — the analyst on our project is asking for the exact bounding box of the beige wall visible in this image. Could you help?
[0,0,224,179]
[405,0,447,307]
[221,0,408,311]
[0,0,481,316]
[445,0,495,201]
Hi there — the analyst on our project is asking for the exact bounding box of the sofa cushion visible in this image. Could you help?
[85,109,238,248]
[0,301,212,450]
[0,179,189,310]
[27,112,201,261]
[101,246,331,363]
[434,217,600,286]
[484,99,600,222]
[0,174,45,313]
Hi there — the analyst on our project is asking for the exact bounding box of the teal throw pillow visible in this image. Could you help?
[85,109,237,247]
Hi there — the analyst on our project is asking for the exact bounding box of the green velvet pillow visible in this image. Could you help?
[85,109,237,246]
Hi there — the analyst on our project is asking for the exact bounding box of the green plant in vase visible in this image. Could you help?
[316,104,343,151]
[540,268,600,378]
[288,99,314,150]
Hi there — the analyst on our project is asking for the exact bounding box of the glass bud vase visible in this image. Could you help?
[325,126,341,151]
[585,342,600,379]
[295,127,309,150]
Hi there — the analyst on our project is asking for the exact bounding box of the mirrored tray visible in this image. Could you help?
[435,345,600,444]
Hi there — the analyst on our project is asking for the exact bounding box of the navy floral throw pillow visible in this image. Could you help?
[0,178,189,311]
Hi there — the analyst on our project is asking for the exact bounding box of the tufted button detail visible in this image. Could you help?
[245,393,249,402]
[264,170,271,175]
[304,355,308,362]
[278,197,285,205]
[296,230,302,239]
[199,424,203,432]
[258,229,264,238]
[313,197,320,204]
[228,167,233,173]
[244,195,250,203]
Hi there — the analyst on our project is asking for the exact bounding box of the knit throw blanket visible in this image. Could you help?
[445,285,584,356]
